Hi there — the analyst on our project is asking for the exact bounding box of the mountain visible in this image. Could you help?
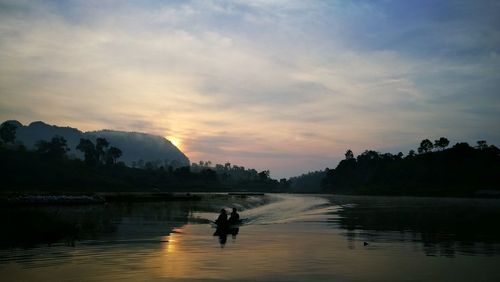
[4,120,190,168]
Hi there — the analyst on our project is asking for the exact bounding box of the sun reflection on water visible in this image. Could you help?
[163,228,184,254]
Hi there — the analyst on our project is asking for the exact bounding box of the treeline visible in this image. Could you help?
[288,170,327,193]
[321,138,500,197]
[191,161,290,192]
[0,122,285,192]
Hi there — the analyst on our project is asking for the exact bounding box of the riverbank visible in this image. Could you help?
[1,192,271,205]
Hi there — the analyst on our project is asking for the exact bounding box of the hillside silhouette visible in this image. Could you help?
[0,121,284,193]
[3,120,189,168]
[2,121,499,196]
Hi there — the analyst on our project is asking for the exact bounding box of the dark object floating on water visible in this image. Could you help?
[364,242,369,246]
[213,219,244,234]
[213,226,240,236]
[213,224,240,246]
[213,219,244,229]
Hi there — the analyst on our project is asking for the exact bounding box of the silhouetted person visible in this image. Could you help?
[214,208,241,247]
[215,209,228,227]
[228,207,240,225]
[214,209,228,247]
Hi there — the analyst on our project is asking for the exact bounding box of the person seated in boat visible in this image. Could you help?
[228,207,240,225]
[215,209,228,226]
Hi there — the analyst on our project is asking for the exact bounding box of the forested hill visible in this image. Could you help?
[322,140,500,197]
[0,121,286,192]
[2,120,189,168]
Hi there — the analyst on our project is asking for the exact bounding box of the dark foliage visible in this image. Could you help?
[1,131,283,192]
[106,146,122,165]
[418,139,434,154]
[35,135,70,159]
[0,122,17,144]
[322,140,500,197]
[76,138,98,165]
[434,137,450,150]
[288,170,327,193]
[190,161,287,192]
[76,138,123,166]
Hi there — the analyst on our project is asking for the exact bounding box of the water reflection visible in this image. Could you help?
[0,194,265,249]
[327,196,500,256]
[214,227,239,247]
[1,202,190,248]
[1,194,500,281]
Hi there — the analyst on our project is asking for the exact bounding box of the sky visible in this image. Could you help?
[1,0,499,178]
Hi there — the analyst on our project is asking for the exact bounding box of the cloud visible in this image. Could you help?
[1,0,499,178]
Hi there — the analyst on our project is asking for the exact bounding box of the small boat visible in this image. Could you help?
[212,219,245,236]
[213,226,240,236]
[213,218,244,228]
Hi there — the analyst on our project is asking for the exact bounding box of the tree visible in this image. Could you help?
[407,150,416,158]
[258,170,270,181]
[279,178,289,187]
[106,146,122,165]
[76,138,97,165]
[345,149,354,160]
[418,139,434,154]
[487,145,500,155]
[452,142,472,151]
[200,168,217,181]
[95,138,109,163]
[434,137,450,150]
[0,122,17,144]
[357,150,380,162]
[36,136,70,159]
[476,140,488,150]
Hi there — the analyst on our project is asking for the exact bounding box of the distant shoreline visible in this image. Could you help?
[1,191,277,206]
[2,190,500,207]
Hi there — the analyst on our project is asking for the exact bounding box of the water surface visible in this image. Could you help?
[1,194,500,281]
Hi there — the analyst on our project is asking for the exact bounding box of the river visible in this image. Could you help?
[1,194,500,281]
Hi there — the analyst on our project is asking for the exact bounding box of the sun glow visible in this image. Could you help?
[167,136,182,149]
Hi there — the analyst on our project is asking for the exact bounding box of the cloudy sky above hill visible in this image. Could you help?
[1,0,499,177]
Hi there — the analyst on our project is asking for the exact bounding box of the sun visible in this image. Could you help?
[167,136,182,149]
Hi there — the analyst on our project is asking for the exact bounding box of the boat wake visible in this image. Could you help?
[193,194,338,226]
[242,194,337,225]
